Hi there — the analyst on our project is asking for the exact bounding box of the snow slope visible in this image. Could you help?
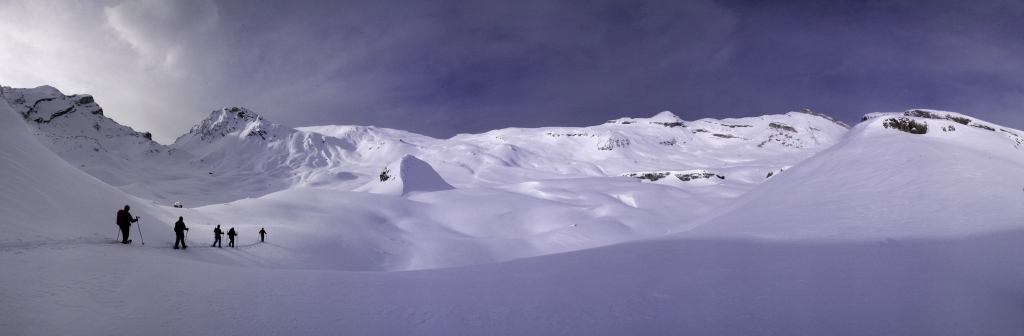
[0,85,196,187]
[690,109,1024,239]
[0,93,180,245]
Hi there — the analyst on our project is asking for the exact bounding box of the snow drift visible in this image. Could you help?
[354,155,455,196]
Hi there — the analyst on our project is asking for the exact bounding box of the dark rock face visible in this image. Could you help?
[883,117,928,134]
[623,172,671,181]
[769,123,797,133]
[800,108,850,129]
[623,170,721,182]
[676,171,715,181]
[651,121,684,128]
[903,110,971,125]
[184,107,283,142]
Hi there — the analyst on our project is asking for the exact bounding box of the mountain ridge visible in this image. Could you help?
[0,84,850,206]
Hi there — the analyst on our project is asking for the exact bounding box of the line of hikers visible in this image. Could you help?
[178,221,267,249]
[118,205,268,249]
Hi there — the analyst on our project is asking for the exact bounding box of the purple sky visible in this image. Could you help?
[1,0,1021,143]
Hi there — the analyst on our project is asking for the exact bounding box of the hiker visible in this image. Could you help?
[227,227,238,248]
[259,228,266,242]
[212,225,223,248]
[116,205,139,244]
[173,216,189,249]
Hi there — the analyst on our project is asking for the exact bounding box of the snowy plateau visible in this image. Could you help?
[2,85,1024,335]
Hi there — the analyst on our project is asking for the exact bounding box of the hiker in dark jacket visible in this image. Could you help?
[259,228,266,242]
[173,216,189,249]
[227,227,238,248]
[116,205,139,244]
[212,225,223,248]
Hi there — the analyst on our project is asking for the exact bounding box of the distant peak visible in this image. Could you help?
[650,111,682,122]
[181,106,288,143]
[196,106,273,128]
[210,106,261,121]
[605,111,684,126]
[1,85,104,122]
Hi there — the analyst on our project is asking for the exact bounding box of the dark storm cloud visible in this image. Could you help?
[216,0,1023,138]
[708,0,1024,127]
[1,0,1021,142]
[212,0,739,138]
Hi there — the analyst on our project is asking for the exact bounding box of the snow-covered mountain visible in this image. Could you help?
[2,85,849,207]
[176,105,850,190]
[0,84,856,268]
[690,108,1024,238]
[0,87,174,241]
[8,83,1024,334]
[0,85,195,186]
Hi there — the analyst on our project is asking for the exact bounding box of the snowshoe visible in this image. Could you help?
[174,246,179,249]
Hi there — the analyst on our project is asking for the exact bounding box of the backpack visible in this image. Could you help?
[116,209,124,225]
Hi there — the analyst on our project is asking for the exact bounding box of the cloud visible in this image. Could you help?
[104,0,220,73]
[0,0,230,143]
[0,0,742,142]
[220,0,740,135]
[0,1,121,93]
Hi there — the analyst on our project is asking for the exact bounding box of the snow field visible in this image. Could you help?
[5,231,1024,335]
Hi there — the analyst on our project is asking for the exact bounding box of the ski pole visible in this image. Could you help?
[136,216,144,245]
[116,226,120,241]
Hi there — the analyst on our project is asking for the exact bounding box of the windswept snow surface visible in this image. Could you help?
[4,82,1024,335]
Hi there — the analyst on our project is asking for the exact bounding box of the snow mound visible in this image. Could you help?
[355,155,454,196]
